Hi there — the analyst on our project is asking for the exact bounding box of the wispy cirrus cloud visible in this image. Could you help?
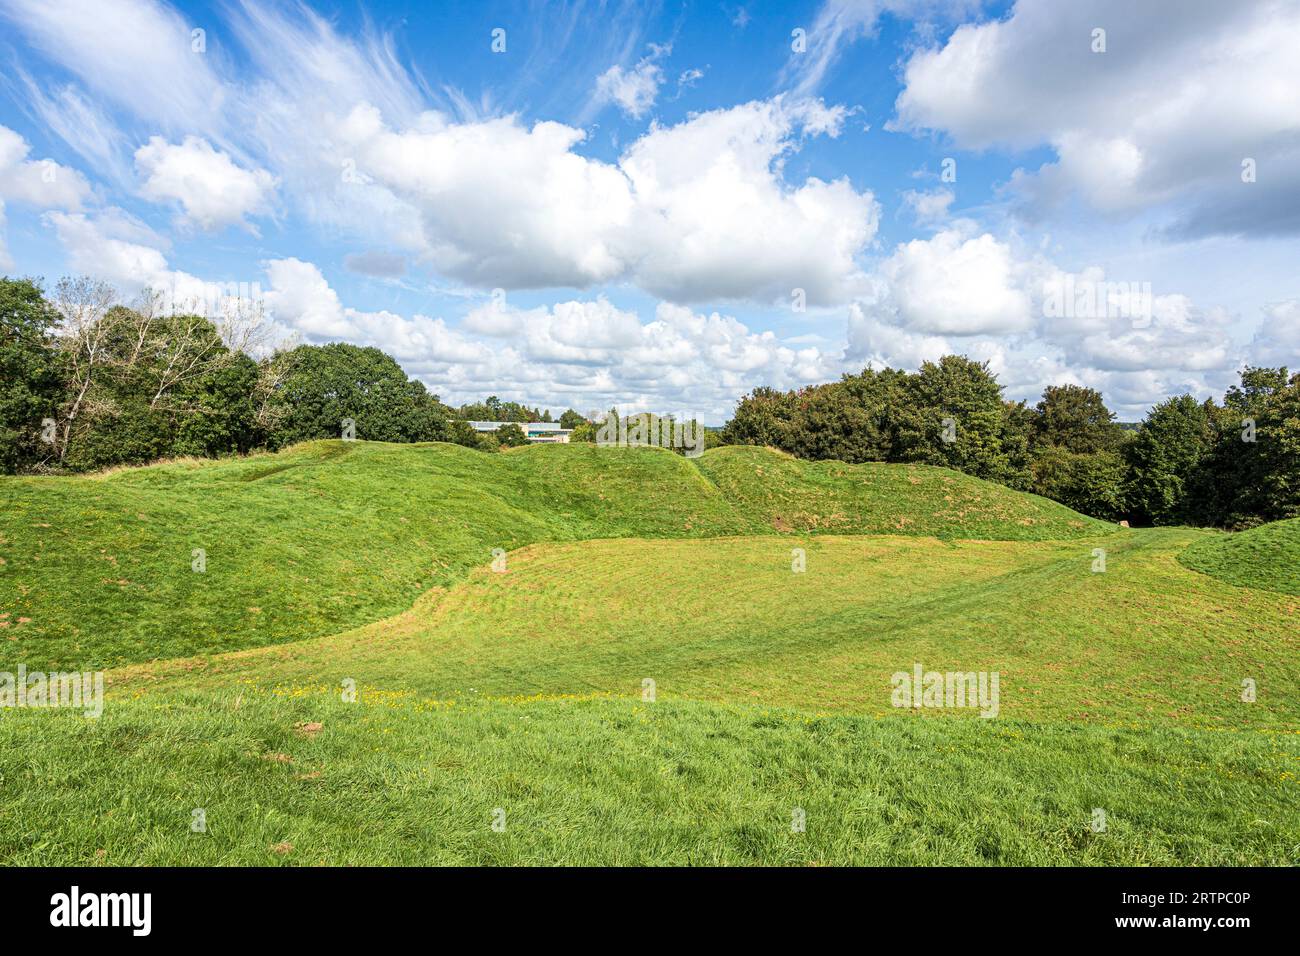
[781,0,985,97]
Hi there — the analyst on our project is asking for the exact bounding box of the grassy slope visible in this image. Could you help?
[698,445,1112,540]
[1179,517,1300,595]
[2,694,1294,866]
[0,440,1110,670]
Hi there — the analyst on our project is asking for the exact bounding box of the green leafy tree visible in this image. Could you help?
[0,277,65,473]
[721,358,1030,486]
[722,386,798,448]
[1225,366,1290,412]
[495,422,529,447]
[1030,447,1127,520]
[266,343,451,447]
[445,419,484,449]
[559,409,587,430]
[570,418,598,443]
[172,354,262,457]
[1123,395,1211,525]
[1254,371,1300,521]
[1191,368,1300,526]
[785,382,881,463]
[1031,384,1125,454]
[1023,385,1127,513]
[457,396,547,423]
[896,356,1030,487]
[572,407,619,444]
[59,303,264,470]
[784,369,909,464]
[998,400,1036,492]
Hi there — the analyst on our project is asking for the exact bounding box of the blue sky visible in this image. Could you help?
[0,0,1296,421]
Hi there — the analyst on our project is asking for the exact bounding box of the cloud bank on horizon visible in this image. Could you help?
[0,0,1296,420]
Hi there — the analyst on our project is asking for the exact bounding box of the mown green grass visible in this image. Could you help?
[0,441,1110,670]
[1179,517,1300,595]
[116,531,1300,731]
[3,441,1296,866]
[2,693,1295,866]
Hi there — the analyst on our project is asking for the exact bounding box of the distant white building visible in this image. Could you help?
[466,421,573,443]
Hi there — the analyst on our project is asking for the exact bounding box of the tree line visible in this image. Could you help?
[0,276,591,471]
[721,355,1299,528]
[5,275,1296,528]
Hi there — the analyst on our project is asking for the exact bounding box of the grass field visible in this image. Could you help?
[115,531,1298,730]
[1,441,1296,866]
[0,441,1109,670]
[3,696,1294,866]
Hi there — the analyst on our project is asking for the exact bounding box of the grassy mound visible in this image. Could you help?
[2,693,1295,866]
[0,441,1109,669]
[697,445,1112,539]
[1178,517,1300,595]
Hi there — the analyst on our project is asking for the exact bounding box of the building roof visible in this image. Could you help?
[465,420,572,434]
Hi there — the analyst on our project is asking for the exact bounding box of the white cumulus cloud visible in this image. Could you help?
[1250,299,1300,368]
[0,123,91,268]
[335,97,877,305]
[264,260,839,421]
[847,227,1250,416]
[891,0,1300,236]
[135,136,277,232]
[596,58,664,119]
